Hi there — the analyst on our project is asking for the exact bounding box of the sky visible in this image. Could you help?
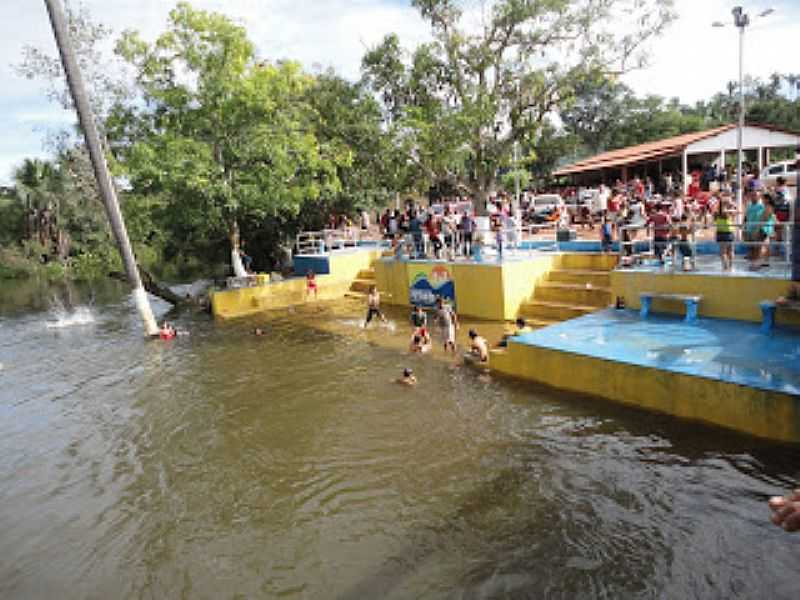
[0,0,797,185]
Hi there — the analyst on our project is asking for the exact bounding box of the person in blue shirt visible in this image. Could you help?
[743,188,765,268]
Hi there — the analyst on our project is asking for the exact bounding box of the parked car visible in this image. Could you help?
[760,160,797,188]
[564,188,601,220]
[527,194,561,218]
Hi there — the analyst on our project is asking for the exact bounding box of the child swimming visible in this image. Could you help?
[395,368,417,386]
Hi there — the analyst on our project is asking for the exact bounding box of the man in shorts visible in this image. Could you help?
[363,286,387,328]
[435,297,458,353]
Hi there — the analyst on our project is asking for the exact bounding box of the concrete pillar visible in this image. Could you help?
[757,146,764,176]
[764,147,771,166]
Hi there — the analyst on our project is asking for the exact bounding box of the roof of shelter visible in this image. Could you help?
[553,123,799,177]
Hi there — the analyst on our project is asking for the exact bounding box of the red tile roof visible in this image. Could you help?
[553,124,738,177]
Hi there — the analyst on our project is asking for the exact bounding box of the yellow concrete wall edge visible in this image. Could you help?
[491,342,800,443]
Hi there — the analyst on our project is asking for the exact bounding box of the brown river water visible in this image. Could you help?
[0,279,799,599]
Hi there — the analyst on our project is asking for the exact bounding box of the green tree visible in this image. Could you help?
[362,0,675,211]
[114,3,349,266]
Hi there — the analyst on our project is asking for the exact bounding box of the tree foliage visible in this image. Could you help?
[113,2,349,265]
[362,0,676,208]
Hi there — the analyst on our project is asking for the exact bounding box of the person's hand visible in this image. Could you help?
[769,489,800,532]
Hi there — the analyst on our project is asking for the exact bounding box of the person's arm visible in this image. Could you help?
[769,490,800,532]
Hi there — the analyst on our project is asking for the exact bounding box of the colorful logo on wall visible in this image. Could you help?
[408,264,456,308]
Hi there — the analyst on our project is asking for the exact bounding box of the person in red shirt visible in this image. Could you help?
[425,214,442,258]
[647,202,672,264]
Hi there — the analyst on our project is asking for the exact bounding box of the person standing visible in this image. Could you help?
[714,195,736,271]
[363,286,387,328]
[409,211,423,258]
[743,187,765,269]
[647,202,672,264]
[436,297,458,353]
[460,212,475,257]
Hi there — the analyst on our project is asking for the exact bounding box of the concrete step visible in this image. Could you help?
[519,299,600,321]
[547,269,611,287]
[532,282,612,307]
[556,252,618,271]
[357,268,375,279]
[349,279,375,293]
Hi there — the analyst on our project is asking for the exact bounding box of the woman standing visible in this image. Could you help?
[714,195,735,271]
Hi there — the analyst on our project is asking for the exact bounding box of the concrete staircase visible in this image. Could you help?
[345,268,376,299]
[518,253,617,328]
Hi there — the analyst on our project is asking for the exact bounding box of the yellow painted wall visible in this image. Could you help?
[374,258,411,307]
[211,248,381,319]
[500,255,556,320]
[611,270,800,327]
[490,343,800,443]
[374,255,556,321]
[450,262,505,320]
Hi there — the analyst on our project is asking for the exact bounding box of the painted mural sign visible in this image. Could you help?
[408,264,456,308]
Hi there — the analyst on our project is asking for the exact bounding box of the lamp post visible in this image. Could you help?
[712,7,774,219]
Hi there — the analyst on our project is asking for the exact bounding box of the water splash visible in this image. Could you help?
[46,304,96,329]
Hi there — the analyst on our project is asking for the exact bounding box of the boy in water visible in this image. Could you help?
[498,318,531,348]
[305,269,318,299]
[409,333,431,354]
[435,297,458,353]
[410,305,427,329]
[468,329,489,362]
[363,286,387,328]
[395,368,417,386]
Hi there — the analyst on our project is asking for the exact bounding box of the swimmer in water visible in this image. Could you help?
[395,368,417,386]
[409,333,432,354]
[468,328,489,362]
[410,305,427,329]
[159,321,177,340]
[769,489,800,532]
[498,317,531,347]
[363,286,387,328]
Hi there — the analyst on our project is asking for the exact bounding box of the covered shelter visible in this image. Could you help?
[553,123,800,192]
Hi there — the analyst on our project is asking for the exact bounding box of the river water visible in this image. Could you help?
[1,279,799,599]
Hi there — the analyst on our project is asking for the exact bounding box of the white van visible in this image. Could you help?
[760,160,797,188]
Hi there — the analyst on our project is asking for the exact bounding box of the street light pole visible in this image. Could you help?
[513,140,520,211]
[44,0,159,337]
[733,6,748,218]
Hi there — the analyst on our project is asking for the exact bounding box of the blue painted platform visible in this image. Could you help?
[513,309,800,396]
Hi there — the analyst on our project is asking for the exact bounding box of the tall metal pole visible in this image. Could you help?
[736,17,745,218]
[44,0,159,336]
[513,140,520,211]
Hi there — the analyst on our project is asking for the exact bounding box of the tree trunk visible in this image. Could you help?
[109,267,186,306]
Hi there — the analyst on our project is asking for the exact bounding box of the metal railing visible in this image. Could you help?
[388,222,562,261]
[296,228,360,255]
[617,220,793,277]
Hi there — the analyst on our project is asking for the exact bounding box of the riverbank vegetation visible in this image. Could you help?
[1,0,798,283]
